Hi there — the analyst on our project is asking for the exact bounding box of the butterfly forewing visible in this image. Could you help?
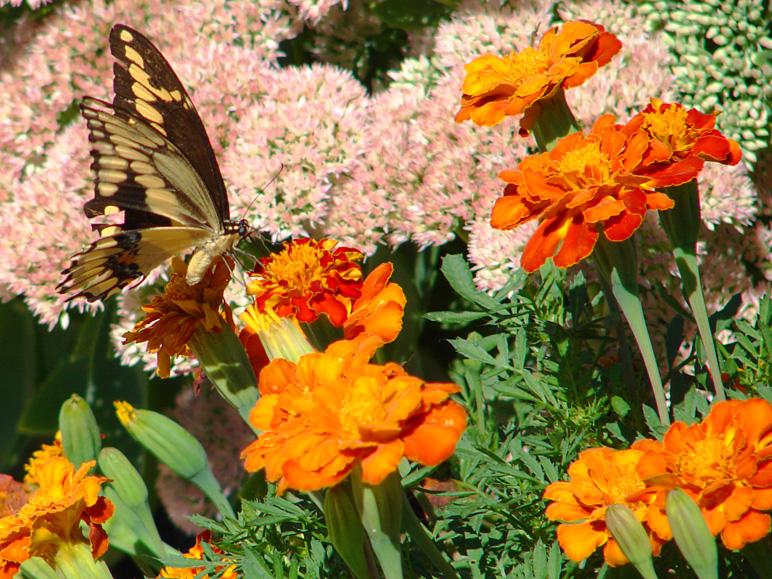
[80,97,222,229]
[109,24,230,222]
[58,25,246,303]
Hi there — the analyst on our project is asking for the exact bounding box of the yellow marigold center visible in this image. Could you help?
[607,474,644,505]
[677,436,729,479]
[339,381,386,435]
[557,140,609,176]
[263,243,328,290]
[642,106,689,145]
[509,47,551,84]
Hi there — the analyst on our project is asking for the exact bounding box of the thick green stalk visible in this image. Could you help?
[593,236,670,425]
[659,182,725,401]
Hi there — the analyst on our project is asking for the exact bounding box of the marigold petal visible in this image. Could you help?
[720,484,755,521]
[720,510,770,551]
[490,190,538,230]
[402,402,467,466]
[552,217,598,268]
[545,502,592,523]
[602,208,643,242]
[556,521,607,562]
[692,134,742,165]
[359,441,404,486]
[282,458,352,491]
[520,215,569,272]
[602,538,629,567]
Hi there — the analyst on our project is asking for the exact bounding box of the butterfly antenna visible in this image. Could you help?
[240,163,285,225]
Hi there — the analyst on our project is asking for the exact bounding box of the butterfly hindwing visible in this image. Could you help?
[109,24,230,222]
[61,227,217,302]
[58,25,247,303]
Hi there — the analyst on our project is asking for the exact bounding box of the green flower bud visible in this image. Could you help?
[605,505,657,579]
[98,447,166,558]
[115,401,207,479]
[114,401,235,519]
[324,483,370,579]
[666,488,718,579]
[351,468,403,579]
[188,323,258,425]
[59,394,101,470]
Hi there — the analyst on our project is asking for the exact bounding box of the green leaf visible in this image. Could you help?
[0,299,38,468]
[440,254,500,310]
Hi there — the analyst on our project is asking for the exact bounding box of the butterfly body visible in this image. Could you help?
[58,25,247,302]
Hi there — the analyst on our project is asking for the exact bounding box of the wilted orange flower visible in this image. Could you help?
[635,398,772,551]
[123,257,234,377]
[622,98,742,184]
[159,531,237,579]
[455,20,621,131]
[343,262,406,343]
[241,339,467,493]
[23,433,64,487]
[248,238,364,326]
[491,115,676,272]
[543,444,670,567]
[0,457,113,578]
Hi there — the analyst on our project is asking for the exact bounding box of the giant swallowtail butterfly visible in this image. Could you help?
[58,24,248,302]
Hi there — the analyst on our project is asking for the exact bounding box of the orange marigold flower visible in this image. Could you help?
[543,444,670,567]
[158,531,237,579]
[0,457,114,577]
[622,98,742,185]
[343,262,406,343]
[123,256,235,378]
[248,238,364,326]
[491,114,676,272]
[635,398,772,551]
[455,20,621,130]
[241,339,467,493]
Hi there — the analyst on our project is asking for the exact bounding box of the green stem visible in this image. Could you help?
[659,181,725,402]
[671,248,725,401]
[401,493,459,579]
[593,236,670,426]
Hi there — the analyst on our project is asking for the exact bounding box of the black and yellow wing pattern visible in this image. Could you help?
[58,24,248,302]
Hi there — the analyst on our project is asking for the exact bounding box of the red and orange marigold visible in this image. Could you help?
[241,338,467,494]
[455,20,621,131]
[247,238,364,326]
[543,444,670,567]
[622,98,742,183]
[491,114,678,272]
[635,398,772,551]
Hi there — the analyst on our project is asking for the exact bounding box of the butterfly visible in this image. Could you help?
[58,24,249,302]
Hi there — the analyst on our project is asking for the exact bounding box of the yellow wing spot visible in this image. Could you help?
[170,90,183,102]
[129,64,174,102]
[101,226,121,236]
[130,160,155,175]
[98,169,128,184]
[132,82,158,103]
[100,156,129,170]
[104,205,121,215]
[150,122,168,137]
[135,99,164,124]
[135,174,167,189]
[114,145,150,164]
[119,29,134,43]
[97,183,119,197]
[124,45,144,68]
